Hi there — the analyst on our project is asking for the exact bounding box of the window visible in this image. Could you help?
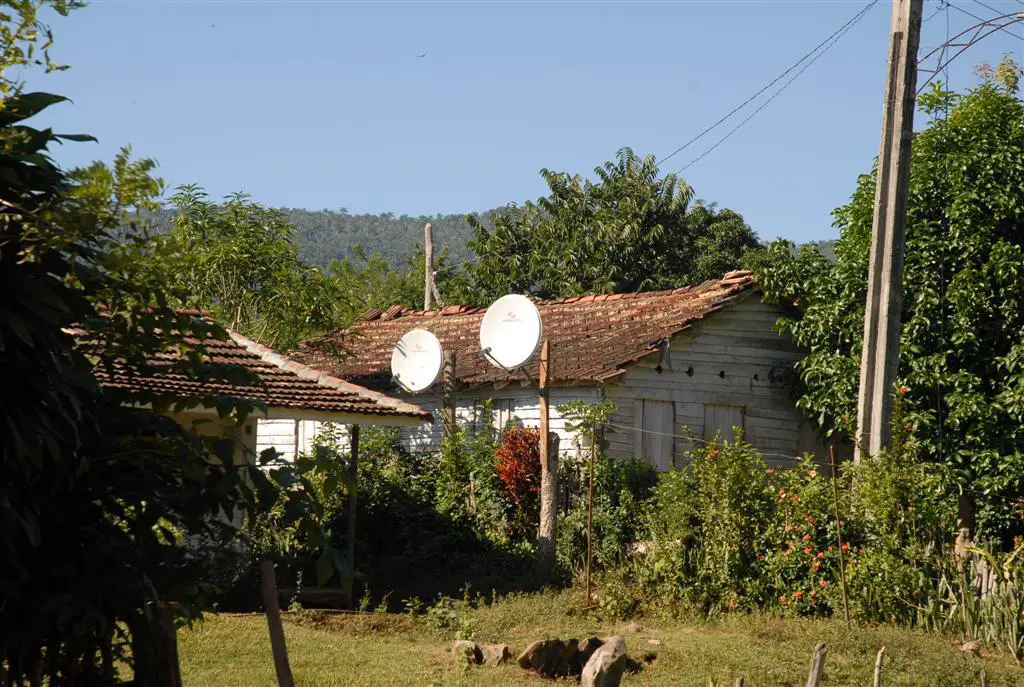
[638,399,675,471]
[703,404,745,443]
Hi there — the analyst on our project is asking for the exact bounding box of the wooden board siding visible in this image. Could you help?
[256,387,599,460]
[606,294,824,469]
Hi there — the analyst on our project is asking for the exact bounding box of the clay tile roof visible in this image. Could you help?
[82,317,430,421]
[298,271,758,388]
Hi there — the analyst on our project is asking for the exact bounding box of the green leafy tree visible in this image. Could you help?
[329,243,459,315]
[165,185,342,349]
[757,58,1024,537]
[460,148,759,303]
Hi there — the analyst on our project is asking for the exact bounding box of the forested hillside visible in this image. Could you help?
[284,208,487,267]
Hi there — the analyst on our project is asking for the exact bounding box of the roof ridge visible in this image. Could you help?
[227,330,430,419]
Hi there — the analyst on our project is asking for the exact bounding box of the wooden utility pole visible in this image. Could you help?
[537,340,557,573]
[442,352,456,437]
[855,0,923,460]
[424,222,434,311]
[346,424,360,609]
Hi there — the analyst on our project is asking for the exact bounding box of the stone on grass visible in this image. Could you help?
[581,635,628,687]
[575,637,604,674]
[479,643,511,666]
[452,640,483,665]
[517,638,586,678]
[647,638,663,646]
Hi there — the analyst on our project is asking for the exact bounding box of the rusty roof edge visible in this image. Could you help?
[227,330,432,421]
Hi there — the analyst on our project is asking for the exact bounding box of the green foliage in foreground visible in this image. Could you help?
[755,59,1024,538]
[175,594,1023,686]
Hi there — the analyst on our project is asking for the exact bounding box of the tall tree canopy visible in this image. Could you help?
[756,59,1024,537]
[460,147,759,303]
[163,185,342,349]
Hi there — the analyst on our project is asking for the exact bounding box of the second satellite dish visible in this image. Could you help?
[480,294,542,369]
[391,328,443,393]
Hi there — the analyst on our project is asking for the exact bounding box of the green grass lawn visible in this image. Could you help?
[178,592,1022,686]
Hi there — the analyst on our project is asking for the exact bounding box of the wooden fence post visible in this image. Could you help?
[873,646,885,687]
[260,560,295,687]
[805,642,827,687]
[346,424,360,609]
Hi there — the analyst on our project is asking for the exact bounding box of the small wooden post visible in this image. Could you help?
[805,643,827,687]
[442,352,456,437]
[829,443,851,623]
[346,424,360,608]
[873,646,885,687]
[734,677,745,687]
[423,223,434,311]
[260,560,295,687]
[585,420,596,604]
[980,669,988,687]
[537,340,557,573]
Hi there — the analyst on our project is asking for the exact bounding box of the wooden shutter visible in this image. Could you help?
[703,404,745,443]
[641,400,675,471]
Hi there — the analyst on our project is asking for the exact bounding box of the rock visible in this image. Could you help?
[575,637,604,674]
[517,638,585,678]
[581,635,628,687]
[647,638,663,646]
[452,640,483,665]
[479,643,511,666]
[956,639,982,655]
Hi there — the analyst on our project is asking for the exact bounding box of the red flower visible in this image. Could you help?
[819,580,829,587]
[842,417,849,425]
[841,543,849,551]
[803,546,812,555]
[779,595,788,604]
[805,515,814,523]
[766,469,775,475]
[802,534,810,542]
[785,524,794,532]
[817,552,825,559]
[793,591,803,599]
[899,386,909,394]
[784,550,791,557]
[791,495,799,503]
[808,469,818,478]
[709,449,719,458]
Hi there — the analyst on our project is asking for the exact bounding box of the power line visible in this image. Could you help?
[950,1,1024,42]
[677,0,875,173]
[657,0,879,168]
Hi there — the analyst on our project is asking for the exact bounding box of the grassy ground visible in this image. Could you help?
[178,592,1022,686]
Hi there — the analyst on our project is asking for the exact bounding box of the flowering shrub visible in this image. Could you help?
[759,457,843,616]
[495,427,541,539]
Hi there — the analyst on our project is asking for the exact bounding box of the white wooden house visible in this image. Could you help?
[264,271,825,469]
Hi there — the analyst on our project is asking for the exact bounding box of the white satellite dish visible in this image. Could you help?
[479,294,542,370]
[390,328,444,393]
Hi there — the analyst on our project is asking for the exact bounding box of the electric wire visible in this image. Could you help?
[950,1,1024,42]
[677,1,874,173]
[657,0,878,167]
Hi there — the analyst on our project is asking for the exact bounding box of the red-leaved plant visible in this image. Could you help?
[495,427,541,539]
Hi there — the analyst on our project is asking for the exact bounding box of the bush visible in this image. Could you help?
[495,426,541,540]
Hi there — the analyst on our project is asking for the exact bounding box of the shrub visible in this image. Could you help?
[495,426,541,540]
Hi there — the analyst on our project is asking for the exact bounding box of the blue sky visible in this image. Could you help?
[36,0,1024,246]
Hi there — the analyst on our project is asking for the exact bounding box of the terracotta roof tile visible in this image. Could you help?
[298,271,758,388]
[82,318,430,420]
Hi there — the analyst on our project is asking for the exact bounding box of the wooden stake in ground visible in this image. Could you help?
[346,424,360,609]
[537,340,557,573]
[260,560,295,687]
[873,646,886,687]
[805,642,827,687]
[854,0,923,460]
[734,677,744,687]
[829,443,851,623]
[585,419,596,604]
[423,222,434,311]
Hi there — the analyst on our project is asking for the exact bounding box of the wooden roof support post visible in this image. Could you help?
[443,352,456,437]
[537,340,557,575]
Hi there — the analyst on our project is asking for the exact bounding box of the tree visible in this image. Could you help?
[328,243,458,316]
[165,186,342,349]
[756,58,1024,538]
[459,147,759,303]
